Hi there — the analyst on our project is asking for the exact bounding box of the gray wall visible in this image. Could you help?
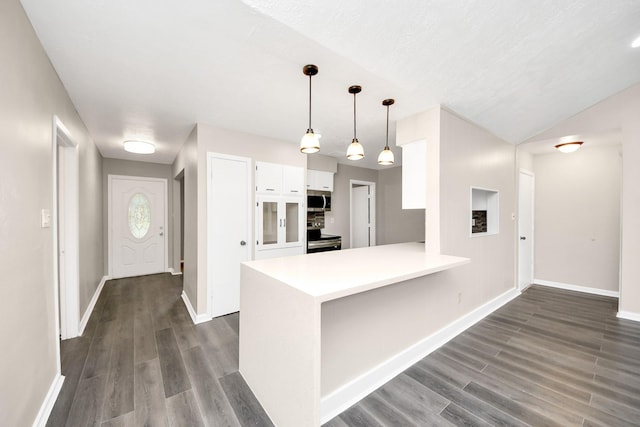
[0,1,104,425]
[376,166,425,245]
[533,145,621,291]
[102,158,174,275]
[323,164,378,249]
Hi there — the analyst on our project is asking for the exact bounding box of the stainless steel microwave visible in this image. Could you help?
[307,190,331,212]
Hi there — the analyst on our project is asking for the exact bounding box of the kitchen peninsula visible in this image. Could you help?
[239,242,469,427]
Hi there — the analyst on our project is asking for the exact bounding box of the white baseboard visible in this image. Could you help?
[78,275,110,336]
[32,374,65,427]
[181,291,211,325]
[167,268,183,276]
[320,287,521,423]
[617,311,640,322]
[534,279,619,298]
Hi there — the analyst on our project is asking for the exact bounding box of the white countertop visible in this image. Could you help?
[243,242,470,302]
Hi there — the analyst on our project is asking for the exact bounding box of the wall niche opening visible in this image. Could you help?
[471,187,499,236]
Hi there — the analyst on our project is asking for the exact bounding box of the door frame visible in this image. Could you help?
[107,175,169,278]
[349,179,376,248]
[518,169,535,291]
[206,152,253,318]
[52,116,80,341]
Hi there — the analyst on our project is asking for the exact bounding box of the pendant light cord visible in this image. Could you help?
[353,92,357,140]
[308,75,312,130]
[385,104,390,149]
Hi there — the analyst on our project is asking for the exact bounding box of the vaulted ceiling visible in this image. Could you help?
[20,0,640,168]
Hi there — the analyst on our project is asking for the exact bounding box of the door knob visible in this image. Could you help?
[240,240,247,246]
[520,236,526,240]
[159,232,164,236]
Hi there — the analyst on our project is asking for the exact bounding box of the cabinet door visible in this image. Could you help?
[283,199,304,246]
[258,199,279,249]
[256,162,282,194]
[282,166,304,195]
[315,170,334,192]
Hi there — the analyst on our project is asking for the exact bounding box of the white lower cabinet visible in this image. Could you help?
[255,196,305,259]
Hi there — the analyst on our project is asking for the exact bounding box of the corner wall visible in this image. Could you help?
[525,82,640,318]
[0,1,104,425]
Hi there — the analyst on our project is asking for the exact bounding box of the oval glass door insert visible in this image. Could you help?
[128,193,151,239]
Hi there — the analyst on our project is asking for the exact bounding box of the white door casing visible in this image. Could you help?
[350,180,376,249]
[109,175,167,278]
[207,153,251,318]
[53,115,80,341]
[518,170,535,290]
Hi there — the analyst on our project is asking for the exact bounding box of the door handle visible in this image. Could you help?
[159,232,164,236]
[520,236,526,240]
[240,240,246,246]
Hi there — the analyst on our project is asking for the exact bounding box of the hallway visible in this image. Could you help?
[46,273,273,426]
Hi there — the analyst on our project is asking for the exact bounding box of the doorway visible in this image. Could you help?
[207,153,251,317]
[108,175,168,278]
[53,116,80,340]
[518,169,535,290]
[350,180,376,248]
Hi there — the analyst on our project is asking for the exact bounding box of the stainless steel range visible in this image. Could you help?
[306,211,341,253]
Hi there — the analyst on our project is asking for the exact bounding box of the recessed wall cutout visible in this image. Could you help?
[471,187,499,236]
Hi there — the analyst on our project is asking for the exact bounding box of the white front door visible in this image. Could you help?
[518,170,534,290]
[207,153,251,317]
[109,176,167,278]
[351,181,376,249]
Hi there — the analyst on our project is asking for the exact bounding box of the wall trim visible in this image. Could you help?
[167,268,183,276]
[78,275,110,336]
[181,291,211,325]
[320,287,521,423]
[32,374,65,427]
[534,279,619,298]
[617,311,640,322]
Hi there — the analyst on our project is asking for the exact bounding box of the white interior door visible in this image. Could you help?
[109,176,167,278]
[208,153,251,317]
[518,170,534,290]
[352,184,372,248]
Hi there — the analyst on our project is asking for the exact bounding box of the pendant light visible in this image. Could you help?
[346,85,364,160]
[377,99,395,165]
[300,64,320,154]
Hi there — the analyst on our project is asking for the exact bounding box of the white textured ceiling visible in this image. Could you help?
[20,0,640,168]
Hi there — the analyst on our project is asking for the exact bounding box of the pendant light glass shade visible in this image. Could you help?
[347,139,364,160]
[378,98,395,165]
[300,65,320,154]
[347,85,364,160]
[300,130,320,153]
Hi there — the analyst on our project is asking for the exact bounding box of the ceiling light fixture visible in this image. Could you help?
[300,64,320,154]
[346,85,364,160]
[632,35,640,48]
[555,141,583,153]
[124,140,155,154]
[378,98,395,165]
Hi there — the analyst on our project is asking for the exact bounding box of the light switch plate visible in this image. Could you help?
[41,209,51,228]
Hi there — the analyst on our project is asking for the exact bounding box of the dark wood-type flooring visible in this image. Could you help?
[48,275,640,426]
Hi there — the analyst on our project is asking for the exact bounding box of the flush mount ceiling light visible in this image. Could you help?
[378,98,395,166]
[346,85,364,160]
[300,64,320,154]
[555,141,583,153]
[632,35,640,48]
[124,140,155,154]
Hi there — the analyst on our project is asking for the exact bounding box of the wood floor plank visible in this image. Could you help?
[219,371,274,427]
[338,405,384,427]
[100,411,135,427]
[64,375,108,427]
[155,327,191,398]
[440,403,494,427]
[166,390,205,427]
[182,346,241,427]
[359,391,418,426]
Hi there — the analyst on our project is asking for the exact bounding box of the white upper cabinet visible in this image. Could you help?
[256,162,304,196]
[402,140,427,209]
[307,169,334,192]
